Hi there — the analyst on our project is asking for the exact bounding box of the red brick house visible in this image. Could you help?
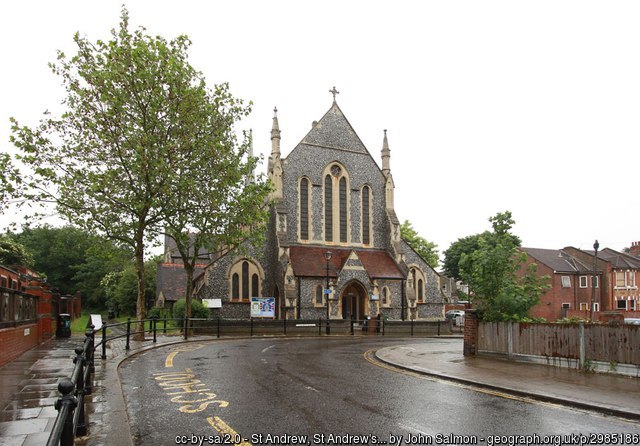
[564,246,640,315]
[520,248,604,321]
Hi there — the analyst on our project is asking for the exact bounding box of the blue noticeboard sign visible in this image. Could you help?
[250,297,276,318]
[324,289,332,294]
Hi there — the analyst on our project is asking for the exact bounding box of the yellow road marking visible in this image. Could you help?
[207,416,252,446]
[165,351,178,368]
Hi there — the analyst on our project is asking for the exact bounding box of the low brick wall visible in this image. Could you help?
[0,323,39,367]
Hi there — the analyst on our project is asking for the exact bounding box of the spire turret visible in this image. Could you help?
[270,107,281,157]
[381,129,391,176]
[245,129,255,186]
[268,107,283,201]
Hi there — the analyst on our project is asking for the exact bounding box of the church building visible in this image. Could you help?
[193,91,445,321]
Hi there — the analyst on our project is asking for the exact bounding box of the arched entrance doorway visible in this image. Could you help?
[340,281,368,322]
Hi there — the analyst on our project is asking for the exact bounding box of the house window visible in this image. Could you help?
[299,178,310,241]
[362,186,371,245]
[562,303,571,309]
[616,300,627,310]
[630,300,637,311]
[315,285,324,306]
[579,303,588,311]
[593,303,600,312]
[591,276,598,288]
[615,271,626,288]
[628,271,636,288]
[0,276,6,288]
[579,276,588,288]
[561,276,571,288]
[229,259,262,301]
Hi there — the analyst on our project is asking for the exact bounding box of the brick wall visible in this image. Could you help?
[463,309,479,356]
[0,323,39,367]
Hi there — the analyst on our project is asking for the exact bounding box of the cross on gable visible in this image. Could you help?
[329,86,340,101]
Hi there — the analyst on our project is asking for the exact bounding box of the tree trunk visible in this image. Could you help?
[134,231,146,341]
[183,261,195,337]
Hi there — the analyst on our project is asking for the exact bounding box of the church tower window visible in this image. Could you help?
[300,178,310,241]
[362,185,371,245]
[324,175,333,242]
[323,163,350,244]
[252,274,259,298]
[339,177,347,243]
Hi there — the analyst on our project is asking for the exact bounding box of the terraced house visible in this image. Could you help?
[193,93,445,322]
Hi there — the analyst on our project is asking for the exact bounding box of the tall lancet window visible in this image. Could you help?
[362,185,371,245]
[324,164,350,244]
[339,177,347,243]
[299,178,310,241]
[324,175,333,242]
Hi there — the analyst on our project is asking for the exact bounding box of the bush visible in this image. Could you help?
[173,299,210,320]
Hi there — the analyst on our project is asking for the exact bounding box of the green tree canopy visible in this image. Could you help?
[457,211,549,321]
[400,220,439,268]
[0,234,33,267]
[10,9,266,333]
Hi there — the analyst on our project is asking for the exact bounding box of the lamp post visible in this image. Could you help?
[325,250,332,335]
[590,239,599,322]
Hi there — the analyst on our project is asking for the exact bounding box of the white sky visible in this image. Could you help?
[1,1,639,259]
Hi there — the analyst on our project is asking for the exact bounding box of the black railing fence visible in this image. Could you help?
[47,316,451,445]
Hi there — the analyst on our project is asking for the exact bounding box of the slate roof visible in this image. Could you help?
[289,246,404,279]
[156,263,204,302]
[298,102,370,154]
[521,247,595,273]
[596,248,640,269]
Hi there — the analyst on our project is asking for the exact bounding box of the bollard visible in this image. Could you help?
[318,318,322,336]
[411,318,414,336]
[126,318,131,350]
[153,316,157,343]
[283,316,287,335]
[163,315,167,334]
[217,317,221,338]
[101,324,107,360]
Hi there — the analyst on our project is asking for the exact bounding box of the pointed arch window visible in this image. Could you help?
[229,259,263,301]
[339,177,347,242]
[315,285,324,306]
[300,178,310,241]
[324,175,333,242]
[362,185,371,245]
[409,267,427,303]
[232,274,239,300]
[324,164,350,244]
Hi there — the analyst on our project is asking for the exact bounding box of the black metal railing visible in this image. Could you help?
[47,315,452,444]
[46,326,95,446]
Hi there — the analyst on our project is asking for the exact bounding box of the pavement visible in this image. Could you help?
[1,334,639,446]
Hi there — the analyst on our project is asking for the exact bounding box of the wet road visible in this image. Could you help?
[119,338,640,446]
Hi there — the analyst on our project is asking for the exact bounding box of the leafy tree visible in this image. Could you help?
[0,153,21,213]
[442,233,484,281]
[15,225,92,294]
[0,234,33,267]
[10,9,258,336]
[400,220,439,268]
[161,103,271,321]
[173,298,209,321]
[458,211,549,321]
[109,256,160,317]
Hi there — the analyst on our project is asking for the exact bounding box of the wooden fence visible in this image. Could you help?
[478,322,640,368]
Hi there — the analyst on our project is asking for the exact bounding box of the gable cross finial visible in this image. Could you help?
[329,86,340,102]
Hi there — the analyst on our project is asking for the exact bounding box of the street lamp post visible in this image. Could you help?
[590,239,599,322]
[325,251,332,335]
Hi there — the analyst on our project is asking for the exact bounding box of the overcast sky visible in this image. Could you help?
[2,1,639,259]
